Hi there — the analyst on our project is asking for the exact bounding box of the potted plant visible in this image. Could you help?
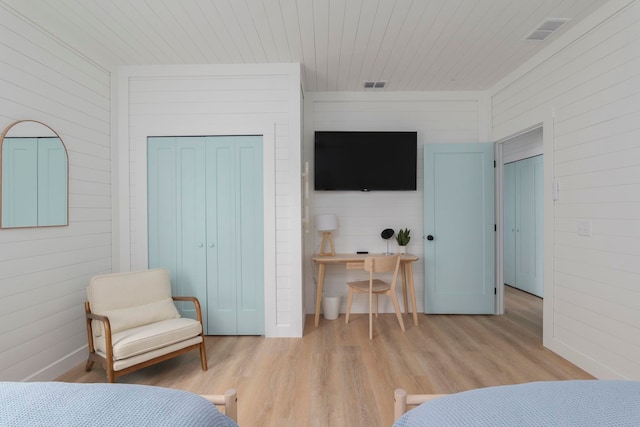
[396,228,411,254]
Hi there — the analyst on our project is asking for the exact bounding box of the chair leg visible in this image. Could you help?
[200,340,208,371]
[85,359,94,372]
[375,294,379,318]
[106,367,115,383]
[345,288,354,324]
[390,292,406,331]
[369,291,373,340]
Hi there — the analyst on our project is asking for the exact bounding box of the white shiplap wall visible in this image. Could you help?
[304,91,488,314]
[0,6,111,380]
[116,64,303,337]
[502,126,543,164]
[491,0,640,379]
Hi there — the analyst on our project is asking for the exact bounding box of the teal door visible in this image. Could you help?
[205,136,264,335]
[503,162,516,286]
[515,155,544,297]
[147,137,207,322]
[148,136,264,335]
[424,143,495,314]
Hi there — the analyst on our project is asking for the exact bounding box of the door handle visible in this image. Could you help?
[208,243,215,248]
[198,243,204,248]
[426,235,434,241]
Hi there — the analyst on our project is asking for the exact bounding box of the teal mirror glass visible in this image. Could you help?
[1,120,68,228]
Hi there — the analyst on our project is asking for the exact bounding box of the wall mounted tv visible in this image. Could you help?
[314,131,417,191]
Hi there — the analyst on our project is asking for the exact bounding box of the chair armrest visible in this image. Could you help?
[86,312,109,323]
[84,302,115,363]
[172,296,199,303]
[84,302,113,338]
[172,296,204,325]
[86,312,113,334]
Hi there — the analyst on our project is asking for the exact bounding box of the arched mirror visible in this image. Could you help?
[1,120,68,228]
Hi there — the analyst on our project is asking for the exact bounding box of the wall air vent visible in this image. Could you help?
[525,18,570,41]
[364,81,386,89]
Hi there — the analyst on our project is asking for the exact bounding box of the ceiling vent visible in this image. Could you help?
[525,18,570,41]
[364,81,386,89]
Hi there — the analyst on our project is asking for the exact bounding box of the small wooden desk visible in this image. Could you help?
[312,253,420,327]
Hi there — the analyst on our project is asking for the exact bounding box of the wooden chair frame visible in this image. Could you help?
[345,255,405,339]
[84,296,208,383]
[393,389,447,421]
[202,389,238,422]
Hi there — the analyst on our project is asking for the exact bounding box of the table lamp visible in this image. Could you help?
[316,214,338,256]
[381,228,395,255]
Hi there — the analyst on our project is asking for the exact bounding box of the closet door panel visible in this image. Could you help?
[175,137,207,322]
[515,158,535,293]
[148,137,208,323]
[148,138,178,287]
[532,156,544,297]
[515,156,543,297]
[206,137,238,335]
[503,162,516,286]
[235,136,264,335]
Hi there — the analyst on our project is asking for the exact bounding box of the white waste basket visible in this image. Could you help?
[322,296,341,320]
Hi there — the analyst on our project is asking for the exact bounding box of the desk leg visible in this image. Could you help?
[407,262,419,325]
[315,263,326,327]
[401,264,409,315]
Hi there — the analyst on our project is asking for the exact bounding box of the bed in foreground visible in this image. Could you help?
[394,380,640,426]
[0,382,237,426]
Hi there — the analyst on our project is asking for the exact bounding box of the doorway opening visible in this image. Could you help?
[497,125,544,339]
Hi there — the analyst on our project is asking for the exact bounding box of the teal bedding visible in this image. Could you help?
[0,382,237,427]
[394,380,640,427]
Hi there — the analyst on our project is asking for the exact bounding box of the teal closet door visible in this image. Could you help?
[503,162,516,286]
[149,135,264,336]
[205,138,236,335]
[205,136,263,335]
[148,138,178,293]
[175,137,208,321]
[148,137,207,325]
[515,155,544,297]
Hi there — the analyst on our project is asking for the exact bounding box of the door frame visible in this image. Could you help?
[495,124,542,314]
[494,119,552,342]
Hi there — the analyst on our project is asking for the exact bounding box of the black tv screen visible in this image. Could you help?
[314,131,417,191]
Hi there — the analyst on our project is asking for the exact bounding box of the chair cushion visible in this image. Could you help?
[110,337,203,372]
[97,297,180,335]
[87,268,175,336]
[88,268,173,312]
[95,317,202,360]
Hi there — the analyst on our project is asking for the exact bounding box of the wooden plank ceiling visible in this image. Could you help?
[1,0,607,91]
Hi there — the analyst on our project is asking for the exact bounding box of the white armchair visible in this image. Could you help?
[84,268,207,382]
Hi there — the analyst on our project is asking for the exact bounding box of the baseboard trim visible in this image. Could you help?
[545,338,626,380]
[23,345,87,382]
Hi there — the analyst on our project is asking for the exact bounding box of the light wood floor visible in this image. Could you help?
[58,286,592,426]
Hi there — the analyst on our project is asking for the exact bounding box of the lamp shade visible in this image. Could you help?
[315,214,338,231]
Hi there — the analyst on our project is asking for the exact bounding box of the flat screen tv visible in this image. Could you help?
[314,131,417,191]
